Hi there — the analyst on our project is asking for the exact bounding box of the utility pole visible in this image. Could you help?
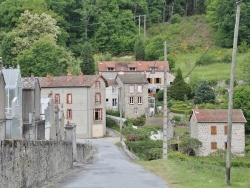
[138,15,141,35]
[119,87,123,142]
[143,15,146,37]
[137,15,146,37]
[163,41,168,159]
[226,1,241,186]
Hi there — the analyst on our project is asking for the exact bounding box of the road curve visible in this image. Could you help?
[56,138,168,188]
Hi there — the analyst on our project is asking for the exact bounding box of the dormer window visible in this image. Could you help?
[129,67,136,71]
[107,67,114,71]
[150,67,157,74]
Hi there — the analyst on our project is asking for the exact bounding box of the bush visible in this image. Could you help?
[179,137,202,155]
[172,115,181,122]
[106,117,120,132]
[168,151,189,161]
[133,116,146,126]
[196,53,216,66]
[238,41,249,53]
[170,14,182,24]
[220,53,231,64]
[147,148,162,160]
[106,109,121,117]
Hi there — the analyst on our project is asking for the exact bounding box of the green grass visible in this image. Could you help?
[136,156,250,188]
[174,125,189,136]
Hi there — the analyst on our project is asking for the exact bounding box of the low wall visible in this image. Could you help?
[0,139,93,188]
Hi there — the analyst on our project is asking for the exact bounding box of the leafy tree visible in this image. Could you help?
[168,68,192,101]
[194,81,215,104]
[80,42,95,75]
[242,55,250,84]
[145,36,164,60]
[234,86,250,134]
[189,73,202,94]
[179,137,202,155]
[134,36,145,60]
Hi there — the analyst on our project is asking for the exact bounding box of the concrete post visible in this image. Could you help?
[65,122,77,162]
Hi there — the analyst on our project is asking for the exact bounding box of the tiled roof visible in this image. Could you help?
[192,109,246,123]
[98,61,169,72]
[22,77,39,89]
[38,73,108,88]
[107,79,117,86]
[116,73,148,84]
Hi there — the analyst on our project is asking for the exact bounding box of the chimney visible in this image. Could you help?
[79,72,84,83]
[31,73,34,78]
[195,105,199,113]
[0,57,2,71]
[67,71,72,81]
[46,73,51,84]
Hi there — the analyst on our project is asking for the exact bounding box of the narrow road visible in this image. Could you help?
[55,137,168,188]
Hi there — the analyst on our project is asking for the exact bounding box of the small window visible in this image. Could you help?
[95,93,101,104]
[224,126,228,135]
[134,108,138,114]
[138,85,142,93]
[55,94,60,104]
[66,94,72,104]
[225,142,227,150]
[129,67,136,71]
[107,67,114,71]
[106,98,109,103]
[94,108,102,120]
[155,78,161,84]
[211,142,217,149]
[138,97,142,104]
[112,86,117,93]
[129,85,134,93]
[147,78,152,84]
[66,109,72,119]
[211,126,217,135]
[112,98,117,107]
[129,97,134,104]
[95,81,101,88]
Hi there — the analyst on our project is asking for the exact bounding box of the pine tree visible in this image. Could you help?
[194,81,215,104]
[80,42,95,75]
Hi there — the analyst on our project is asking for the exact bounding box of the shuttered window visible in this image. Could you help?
[66,94,72,104]
[211,126,217,135]
[211,142,217,149]
[224,126,228,135]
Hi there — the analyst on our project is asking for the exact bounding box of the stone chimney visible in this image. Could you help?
[31,73,34,78]
[0,57,2,71]
[79,72,84,83]
[46,73,51,84]
[67,71,72,81]
[195,105,199,113]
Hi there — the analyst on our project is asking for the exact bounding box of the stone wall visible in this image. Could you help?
[0,139,93,188]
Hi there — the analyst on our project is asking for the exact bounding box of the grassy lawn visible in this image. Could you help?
[136,157,250,188]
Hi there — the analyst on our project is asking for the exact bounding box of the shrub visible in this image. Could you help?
[170,14,182,24]
[209,149,226,157]
[147,148,162,160]
[133,116,146,126]
[172,115,181,122]
[220,53,231,64]
[168,151,189,161]
[238,41,249,53]
[179,137,202,155]
[196,53,216,66]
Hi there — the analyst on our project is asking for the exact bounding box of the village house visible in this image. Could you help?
[190,107,246,156]
[0,58,6,139]
[39,72,108,138]
[22,75,45,140]
[115,73,148,118]
[98,61,175,97]
[105,79,118,110]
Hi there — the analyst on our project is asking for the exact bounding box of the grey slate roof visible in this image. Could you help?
[22,77,38,89]
[116,74,148,84]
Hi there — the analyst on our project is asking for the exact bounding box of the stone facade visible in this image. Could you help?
[190,108,246,156]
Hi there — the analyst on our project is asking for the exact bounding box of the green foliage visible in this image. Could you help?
[238,41,249,53]
[172,116,181,122]
[219,52,231,64]
[168,151,189,161]
[178,137,202,155]
[194,81,216,104]
[134,36,145,61]
[196,53,216,66]
[106,109,121,117]
[132,116,146,126]
[98,52,112,61]
[106,117,120,132]
[80,42,95,75]
[170,101,192,114]
[189,73,202,94]
[242,55,250,84]
[167,54,176,70]
[170,14,182,24]
[168,68,192,101]
[145,36,164,60]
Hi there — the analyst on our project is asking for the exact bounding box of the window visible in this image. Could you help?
[66,94,72,104]
[106,98,109,103]
[129,67,136,71]
[138,85,142,93]
[112,86,117,93]
[134,108,138,114]
[129,85,135,93]
[112,98,117,107]
[129,97,134,104]
[95,93,101,104]
[66,109,72,119]
[55,94,60,104]
[147,78,152,84]
[95,81,100,88]
[155,78,162,84]
[224,126,228,135]
[211,142,217,149]
[94,109,102,120]
[225,142,227,150]
[138,97,142,104]
[211,126,217,135]
[150,67,156,74]
[107,67,114,71]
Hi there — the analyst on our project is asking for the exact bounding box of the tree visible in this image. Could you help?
[194,81,215,104]
[134,36,145,60]
[242,55,250,85]
[168,68,192,101]
[234,86,250,134]
[189,73,202,94]
[80,42,95,75]
[179,137,202,155]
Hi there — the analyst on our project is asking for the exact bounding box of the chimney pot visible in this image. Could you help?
[46,73,51,84]
[79,72,84,83]
[31,73,34,78]
[67,71,72,81]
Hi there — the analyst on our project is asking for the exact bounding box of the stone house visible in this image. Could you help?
[39,72,108,138]
[98,61,175,97]
[0,58,6,139]
[190,108,246,156]
[115,73,148,118]
[2,66,23,139]
[105,79,118,110]
[22,75,45,140]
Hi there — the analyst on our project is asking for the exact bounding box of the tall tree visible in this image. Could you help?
[194,81,215,104]
[134,36,145,60]
[80,42,95,75]
[168,68,192,101]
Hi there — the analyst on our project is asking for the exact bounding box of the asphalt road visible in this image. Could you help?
[55,137,168,188]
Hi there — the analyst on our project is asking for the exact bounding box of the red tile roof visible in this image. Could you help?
[39,73,108,88]
[98,61,169,72]
[191,109,246,123]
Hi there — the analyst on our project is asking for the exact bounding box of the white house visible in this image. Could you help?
[39,72,108,139]
[190,107,246,156]
[105,79,118,110]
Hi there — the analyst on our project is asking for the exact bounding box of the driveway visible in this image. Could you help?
[54,137,168,188]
